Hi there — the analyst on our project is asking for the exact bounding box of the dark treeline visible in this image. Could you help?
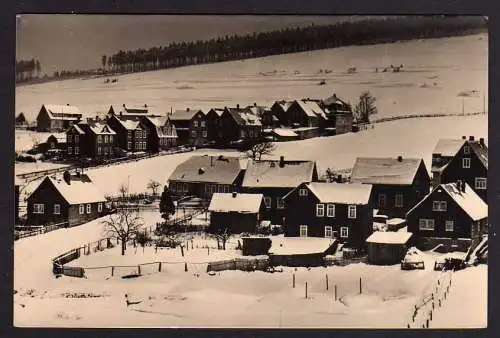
[104,16,486,75]
[16,59,43,83]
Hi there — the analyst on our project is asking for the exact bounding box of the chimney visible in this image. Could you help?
[480,138,485,146]
[119,111,123,117]
[66,103,70,106]
[254,102,257,107]
[63,171,71,185]
[397,156,403,162]
[96,115,100,122]
[462,181,466,193]
[469,136,475,141]
[122,103,126,108]
[232,192,237,198]
[279,156,285,168]
[456,180,462,191]
[144,104,147,108]
[462,136,466,140]
[210,156,214,167]
[236,104,240,109]
[186,107,190,112]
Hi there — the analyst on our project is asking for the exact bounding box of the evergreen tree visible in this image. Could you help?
[160,186,175,221]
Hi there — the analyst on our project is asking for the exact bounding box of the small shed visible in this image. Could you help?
[366,231,413,265]
[268,237,337,267]
[272,128,299,142]
[242,236,272,256]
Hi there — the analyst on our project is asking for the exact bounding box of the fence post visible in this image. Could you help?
[293,273,295,288]
[138,265,141,275]
[111,266,114,276]
[335,285,337,301]
[180,245,184,257]
[359,277,362,294]
[184,262,188,272]
[208,247,210,256]
[159,262,162,272]
[305,282,308,299]
[326,274,329,291]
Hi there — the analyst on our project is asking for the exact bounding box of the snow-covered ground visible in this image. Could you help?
[15,130,58,152]
[16,34,487,123]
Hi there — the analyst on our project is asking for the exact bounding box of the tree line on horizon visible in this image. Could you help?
[101,16,486,75]
[16,59,42,83]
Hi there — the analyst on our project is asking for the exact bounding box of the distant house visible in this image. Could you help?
[283,182,374,249]
[15,112,28,128]
[406,181,488,250]
[108,104,150,117]
[268,237,337,267]
[281,100,328,139]
[350,156,431,218]
[168,155,246,200]
[208,192,266,234]
[366,231,413,265]
[26,172,108,227]
[322,93,354,135]
[66,120,117,159]
[36,104,82,132]
[215,105,263,146]
[141,116,178,153]
[169,108,207,146]
[205,108,225,142]
[262,110,281,129]
[271,128,299,142]
[431,136,488,203]
[270,100,293,126]
[106,115,149,153]
[242,157,318,225]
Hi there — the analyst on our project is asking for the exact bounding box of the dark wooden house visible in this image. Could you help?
[285,100,327,136]
[366,231,413,265]
[406,181,488,250]
[322,93,354,135]
[66,120,117,159]
[283,182,374,249]
[36,104,82,132]
[350,156,431,218]
[242,157,318,225]
[169,108,207,147]
[205,108,225,143]
[26,172,108,227]
[168,155,246,200]
[270,100,293,127]
[432,136,488,203]
[141,116,178,152]
[108,104,149,117]
[214,105,263,146]
[106,115,149,153]
[46,134,67,150]
[208,192,265,234]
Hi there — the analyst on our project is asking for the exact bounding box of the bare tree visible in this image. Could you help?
[324,168,337,183]
[102,208,143,255]
[212,227,231,250]
[118,183,129,200]
[354,91,378,124]
[30,134,41,150]
[146,179,161,196]
[246,141,276,161]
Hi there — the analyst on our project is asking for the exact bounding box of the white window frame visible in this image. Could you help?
[432,201,447,212]
[98,203,103,213]
[475,177,487,190]
[463,145,470,155]
[276,197,285,209]
[202,131,208,138]
[193,120,199,127]
[75,146,79,155]
[348,205,357,219]
[109,135,114,143]
[104,135,109,143]
[326,204,335,217]
[74,134,79,143]
[201,120,206,127]
[191,130,197,137]
[104,147,109,155]
[264,197,272,209]
[127,142,132,150]
[53,204,60,215]
[67,146,72,154]
[86,204,91,214]
[79,204,85,215]
[325,226,333,238]
[98,135,103,143]
[445,220,454,232]
[378,193,386,207]
[33,203,44,214]
[340,226,349,238]
[316,203,324,217]
[462,157,471,168]
[183,183,188,192]
[395,194,404,208]
[419,219,435,230]
[300,225,308,237]
[97,146,102,155]
[299,188,308,196]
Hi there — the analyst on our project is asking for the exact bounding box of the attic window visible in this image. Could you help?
[198,168,205,175]
[464,145,470,154]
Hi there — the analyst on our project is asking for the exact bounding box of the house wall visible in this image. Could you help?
[189,112,208,147]
[335,113,353,135]
[271,103,288,126]
[27,179,70,226]
[209,212,259,234]
[284,184,373,249]
[243,187,293,225]
[286,102,319,128]
[106,116,128,150]
[169,180,238,200]
[406,185,487,241]
[172,120,191,145]
[205,110,220,142]
[67,202,105,227]
[367,242,408,265]
[36,106,51,132]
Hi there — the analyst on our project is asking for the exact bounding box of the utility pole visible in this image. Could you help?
[483,93,486,113]
[462,97,465,116]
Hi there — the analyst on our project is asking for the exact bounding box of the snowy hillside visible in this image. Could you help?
[16,34,487,123]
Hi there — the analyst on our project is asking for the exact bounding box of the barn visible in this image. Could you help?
[366,231,413,265]
[268,237,337,267]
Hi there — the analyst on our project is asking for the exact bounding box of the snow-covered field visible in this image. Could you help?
[16,34,487,123]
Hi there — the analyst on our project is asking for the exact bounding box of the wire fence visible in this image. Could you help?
[15,221,68,240]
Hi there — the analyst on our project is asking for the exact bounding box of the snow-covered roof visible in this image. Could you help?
[71,124,86,135]
[169,155,245,185]
[46,133,67,143]
[366,231,413,244]
[208,193,263,213]
[227,108,262,126]
[350,157,425,186]
[269,237,336,255]
[208,108,225,117]
[407,182,488,221]
[145,116,178,138]
[432,139,466,157]
[274,100,293,112]
[30,175,107,205]
[170,109,202,121]
[43,104,82,120]
[470,141,488,169]
[292,126,319,132]
[242,159,316,188]
[302,182,373,205]
[87,122,116,135]
[295,100,327,120]
[386,218,406,226]
[273,128,298,137]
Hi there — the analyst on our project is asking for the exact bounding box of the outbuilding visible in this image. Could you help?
[366,231,413,265]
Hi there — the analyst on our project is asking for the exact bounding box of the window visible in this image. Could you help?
[419,219,435,230]
[464,145,470,154]
[462,157,471,168]
[97,147,102,155]
[98,135,102,143]
[202,131,208,138]
[300,225,308,237]
[54,204,60,215]
[432,201,447,212]
[183,183,188,192]
[67,146,72,154]
[316,203,324,217]
[74,135,79,143]
[445,220,454,232]
[98,203,103,212]
[194,120,199,127]
[171,183,177,192]
[79,204,84,215]
[127,131,132,139]
[299,188,308,196]
[104,135,109,143]
[340,227,349,238]
[109,135,114,143]
[75,146,79,155]
[348,205,357,219]
[104,147,109,155]
[325,226,333,238]
[327,204,335,217]
[475,177,487,190]
[86,204,91,214]
[395,194,404,208]
[249,130,254,138]
[378,193,387,207]
[264,197,272,209]
[240,130,246,138]
[67,134,73,143]
[192,130,197,137]
[201,121,206,127]
[277,197,285,209]
[33,204,44,214]
[127,142,132,150]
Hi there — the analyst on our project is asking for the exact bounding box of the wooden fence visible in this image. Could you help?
[207,257,270,272]
[372,111,486,124]
[324,256,367,267]
[15,221,68,240]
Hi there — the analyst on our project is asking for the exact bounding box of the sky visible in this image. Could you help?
[16,15,381,75]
